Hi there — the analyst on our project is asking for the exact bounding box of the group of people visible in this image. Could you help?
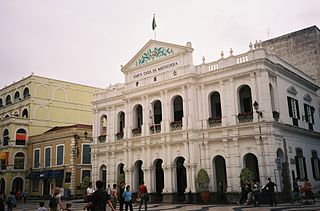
[291,178,315,204]
[84,180,149,211]
[238,177,277,207]
[0,189,28,211]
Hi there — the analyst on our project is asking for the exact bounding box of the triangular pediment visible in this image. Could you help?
[303,93,312,102]
[287,86,297,95]
[121,40,193,73]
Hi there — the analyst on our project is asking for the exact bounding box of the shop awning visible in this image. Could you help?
[26,171,40,179]
[39,170,52,179]
[49,170,64,178]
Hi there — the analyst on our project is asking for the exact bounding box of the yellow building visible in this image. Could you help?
[0,74,101,196]
[27,124,92,198]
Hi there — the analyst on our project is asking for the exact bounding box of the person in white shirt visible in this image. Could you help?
[86,182,95,211]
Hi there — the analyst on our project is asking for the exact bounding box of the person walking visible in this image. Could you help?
[6,191,16,211]
[21,190,28,203]
[252,180,261,207]
[122,185,133,211]
[138,182,148,211]
[83,180,115,211]
[291,178,301,204]
[49,189,64,211]
[85,182,95,211]
[263,177,277,206]
[0,192,5,211]
[118,182,125,211]
[238,180,248,205]
[110,184,118,210]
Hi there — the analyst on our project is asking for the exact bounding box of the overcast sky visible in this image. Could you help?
[0,0,319,89]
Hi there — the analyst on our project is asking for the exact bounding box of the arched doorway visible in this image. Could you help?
[175,156,186,202]
[100,165,107,190]
[12,177,23,192]
[153,159,164,193]
[213,155,227,191]
[244,153,260,182]
[133,160,144,192]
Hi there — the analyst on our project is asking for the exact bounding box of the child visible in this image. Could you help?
[38,202,47,211]
[64,203,72,211]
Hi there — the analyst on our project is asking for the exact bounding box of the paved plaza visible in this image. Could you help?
[10,200,320,211]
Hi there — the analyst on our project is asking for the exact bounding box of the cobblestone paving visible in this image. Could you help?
[11,200,320,211]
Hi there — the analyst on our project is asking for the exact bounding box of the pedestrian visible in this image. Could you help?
[83,180,115,211]
[244,183,253,205]
[106,184,112,198]
[238,180,248,205]
[118,182,125,211]
[301,178,315,204]
[111,184,117,210]
[0,192,5,211]
[263,177,277,206]
[138,182,148,211]
[49,189,64,211]
[21,190,28,203]
[291,177,301,204]
[85,182,94,211]
[252,180,261,207]
[38,202,47,211]
[6,191,16,211]
[217,181,225,204]
[122,185,133,211]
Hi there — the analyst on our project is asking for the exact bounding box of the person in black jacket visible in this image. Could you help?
[84,180,115,211]
[263,177,277,206]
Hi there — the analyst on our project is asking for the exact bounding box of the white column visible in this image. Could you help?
[182,85,188,129]
[163,164,174,193]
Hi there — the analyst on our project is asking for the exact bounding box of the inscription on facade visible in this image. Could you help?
[133,61,178,79]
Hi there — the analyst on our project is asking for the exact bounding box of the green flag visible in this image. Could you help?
[152,14,157,31]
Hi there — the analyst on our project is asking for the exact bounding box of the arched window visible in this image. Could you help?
[116,112,125,140]
[151,100,162,133]
[5,95,12,106]
[22,109,28,118]
[311,150,320,179]
[98,115,107,143]
[295,148,307,179]
[14,91,20,102]
[132,105,143,136]
[100,165,107,189]
[238,85,253,123]
[244,153,260,182]
[14,152,25,169]
[3,129,9,146]
[23,88,30,98]
[16,128,27,146]
[171,96,183,130]
[209,92,222,127]
[0,98,3,107]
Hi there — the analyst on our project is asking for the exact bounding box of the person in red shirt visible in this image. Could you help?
[138,182,148,211]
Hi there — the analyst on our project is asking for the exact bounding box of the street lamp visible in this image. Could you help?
[253,101,263,119]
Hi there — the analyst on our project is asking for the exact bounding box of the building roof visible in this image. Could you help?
[44,124,92,133]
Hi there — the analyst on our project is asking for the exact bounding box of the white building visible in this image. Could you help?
[92,40,320,201]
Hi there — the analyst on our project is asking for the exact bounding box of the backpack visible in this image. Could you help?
[49,196,57,208]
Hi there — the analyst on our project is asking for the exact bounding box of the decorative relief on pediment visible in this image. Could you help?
[287,86,297,95]
[303,93,312,102]
[136,47,174,66]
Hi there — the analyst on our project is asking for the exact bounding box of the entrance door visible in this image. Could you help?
[43,179,51,196]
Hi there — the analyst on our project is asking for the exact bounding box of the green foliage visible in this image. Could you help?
[196,169,210,192]
[117,173,125,184]
[80,176,91,190]
[240,168,253,184]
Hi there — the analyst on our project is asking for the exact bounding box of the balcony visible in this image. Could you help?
[150,124,161,134]
[237,112,253,123]
[132,128,142,137]
[98,134,106,143]
[170,121,182,131]
[116,132,124,140]
[208,116,222,127]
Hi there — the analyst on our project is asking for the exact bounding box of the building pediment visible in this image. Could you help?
[287,86,297,95]
[121,40,193,73]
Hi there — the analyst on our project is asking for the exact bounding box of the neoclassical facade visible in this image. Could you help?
[92,40,320,201]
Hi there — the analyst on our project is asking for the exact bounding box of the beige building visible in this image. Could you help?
[0,74,101,196]
[27,124,92,198]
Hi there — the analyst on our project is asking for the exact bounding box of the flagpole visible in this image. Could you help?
[152,14,157,40]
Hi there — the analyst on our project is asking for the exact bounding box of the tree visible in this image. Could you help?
[196,168,210,192]
[240,168,253,184]
[80,176,91,190]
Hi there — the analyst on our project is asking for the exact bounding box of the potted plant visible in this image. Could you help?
[240,168,253,184]
[117,173,125,184]
[196,168,210,203]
